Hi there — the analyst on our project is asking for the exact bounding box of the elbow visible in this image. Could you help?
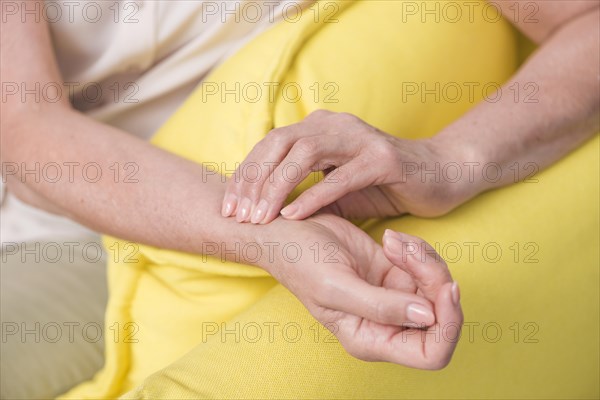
[0,96,71,162]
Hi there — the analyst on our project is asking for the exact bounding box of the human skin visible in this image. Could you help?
[1,1,462,368]
[223,1,600,224]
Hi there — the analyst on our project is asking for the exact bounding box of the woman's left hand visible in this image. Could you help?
[222,110,478,224]
[259,213,463,369]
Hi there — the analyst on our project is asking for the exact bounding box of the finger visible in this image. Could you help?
[257,135,352,224]
[382,229,452,303]
[330,281,462,369]
[224,126,299,221]
[280,159,377,220]
[381,265,417,293]
[318,269,436,327]
[386,281,462,369]
[221,122,310,220]
[379,230,462,369]
[422,280,463,369]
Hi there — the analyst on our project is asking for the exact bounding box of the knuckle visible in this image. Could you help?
[230,170,244,186]
[278,164,302,185]
[328,168,351,186]
[333,112,359,124]
[351,157,370,173]
[314,277,335,304]
[237,164,259,186]
[225,174,238,188]
[414,269,447,294]
[374,139,398,163]
[457,313,465,327]
[243,181,263,199]
[266,127,283,137]
[423,354,451,370]
[264,129,277,141]
[267,175,288,195]
[301,188,320,203]
[312,291,330,309]
[266,128,289,145]
[250,137,267,152]
[344,345,364,360]
[293,138,319,157]
[371,298,389,323]
[344,343,375,362]
[424,248,451,274]
[307,109,332,120]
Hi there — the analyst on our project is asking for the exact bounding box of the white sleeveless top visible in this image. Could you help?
[1,0,312,243]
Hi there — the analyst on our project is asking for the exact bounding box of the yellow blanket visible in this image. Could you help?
[63,1,599,398]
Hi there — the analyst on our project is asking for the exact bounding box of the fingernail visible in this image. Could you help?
[251,199,269,224]
[236,198,251,222]
[382,229,403,254]
[280,203,299,218]
[451,281,460,306]
[221,194,237,217]
[384,230,422,263]
[406,303,435,326]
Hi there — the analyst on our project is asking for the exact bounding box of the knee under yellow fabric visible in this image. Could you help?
[62,1,599,398]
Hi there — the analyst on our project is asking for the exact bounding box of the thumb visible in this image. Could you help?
[382,229,452,303]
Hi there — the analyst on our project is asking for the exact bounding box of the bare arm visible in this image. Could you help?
[221,0,600,222]
[435,0,600,195]
[0,1,268,258]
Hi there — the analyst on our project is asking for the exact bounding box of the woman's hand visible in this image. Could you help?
[222,110,476,224]
[261,213,463,369]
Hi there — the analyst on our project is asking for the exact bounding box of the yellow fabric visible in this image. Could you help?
[62,1,599,398]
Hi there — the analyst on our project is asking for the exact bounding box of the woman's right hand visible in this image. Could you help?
[222,110,476,224]
[262,214,463,369]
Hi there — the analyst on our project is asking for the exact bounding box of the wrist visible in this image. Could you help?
[242,216,294,275]
[428,132,488,205]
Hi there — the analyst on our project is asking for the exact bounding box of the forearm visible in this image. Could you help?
[2,106,275,263]
[0,9,288,269]
[435,7,599,195]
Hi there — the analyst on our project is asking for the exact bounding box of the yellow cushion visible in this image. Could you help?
[62,1,599,398]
